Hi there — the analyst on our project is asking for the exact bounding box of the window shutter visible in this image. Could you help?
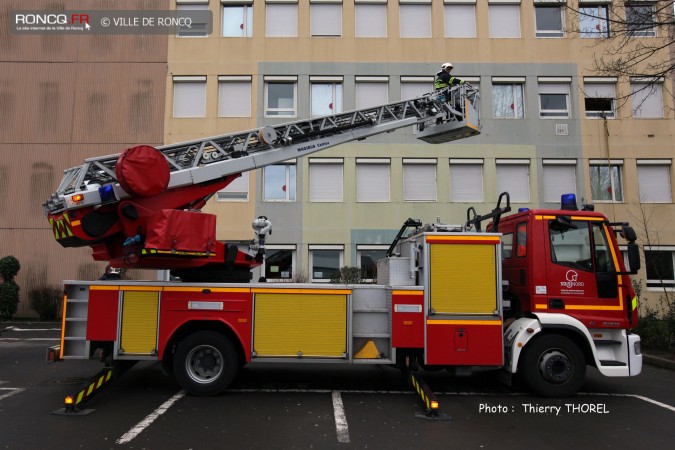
[450,163,483,202]
[310,163,343,202]
[543,164,576,202]
[357,163,390,202]
[496,164,529,202]
[404,163,436,201]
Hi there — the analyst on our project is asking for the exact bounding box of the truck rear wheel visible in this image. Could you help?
[521,334,585,398]
[173,331,239,396]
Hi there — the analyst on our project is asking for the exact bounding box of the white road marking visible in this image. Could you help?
[4,327,61,331]
[579,392,675,413]
[116,390,186,445]
[0,338,60,341]
[0,388,25,401]
[332,391,350,444]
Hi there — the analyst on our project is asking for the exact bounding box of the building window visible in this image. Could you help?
[357,245,388,281]
[492,80,524,119]
[216,171,249,201]
[589,160,623,203]
[218,76,251,117]
[177,3,210,37]
[222,3,253,37]
[630,79,664,118]
[644,247,675,289]
[355,3,387,37]
[263,163,296,201]
[403,159,436,201]
[400,77,434,100]
[583,79,616,118]
[542,160,577,203]
[356,158,390,202]
[264,77,297,117]
[266,1,298,37]
[535,4,564,37]
[538,79,570,118]
[637,160,672,203]
[444,3,476,38]
[579,5,609,38]
[489,3,520,38]
[450,159,483,202]
[309,158,343,202]
[496,160,530,203]
[355,77,388,108]
[309,245,344,282]
[626,3,656,37]
[311,2,342,36]
[311,79,343,116]
[264,245,296,281]
[173,76,206,118]
[400,3,431,38]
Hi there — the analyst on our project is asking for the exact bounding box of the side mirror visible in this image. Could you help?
[550,216,572,233]
[622,225,637,242]
[627,243,640,274]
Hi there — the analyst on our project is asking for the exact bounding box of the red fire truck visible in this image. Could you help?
[43,86,641,412]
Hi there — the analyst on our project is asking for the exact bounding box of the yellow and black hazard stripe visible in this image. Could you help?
[49,213,76,240]
[64,368,113,410]
[409,372,439,414]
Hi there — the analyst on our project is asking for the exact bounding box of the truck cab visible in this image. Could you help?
[495,197,639,331]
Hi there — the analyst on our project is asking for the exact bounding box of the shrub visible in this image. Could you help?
[29,287,63,321]
[330,267,363,284]
[633,279,675,354]
[0,256,20,320]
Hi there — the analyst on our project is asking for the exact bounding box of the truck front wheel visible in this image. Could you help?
[173,331,239,396]
[520,334,586,398]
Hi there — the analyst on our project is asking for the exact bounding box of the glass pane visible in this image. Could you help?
[359,250,386,279]
[627,5,655,36]
[610,166,623,201]
[540,94,567,111]
[536,7,562,32]
[493,84,523,118]
[592,224,612,272]
[645,251,675,282]
[222,7,245,37]
[549,221,592,271]
[264,165,287,201]
[312,250,340,280]
[590,166,612,201]
[312,84,342,116]
[265,249,293,280]
[580,7,608,38]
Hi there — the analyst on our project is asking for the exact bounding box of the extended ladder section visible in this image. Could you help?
[44,85,479,215]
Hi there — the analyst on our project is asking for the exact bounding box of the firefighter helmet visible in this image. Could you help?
[441,62,453,71]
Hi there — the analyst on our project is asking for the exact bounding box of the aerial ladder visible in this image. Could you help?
[43,84,479,281]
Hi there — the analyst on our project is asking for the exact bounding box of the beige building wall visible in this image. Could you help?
[1,0,169,317]
[169,0,673,308]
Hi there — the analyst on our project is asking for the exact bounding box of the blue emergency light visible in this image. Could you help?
[98,184,116,203]
[518,208,529,213]
[560,193,578,211]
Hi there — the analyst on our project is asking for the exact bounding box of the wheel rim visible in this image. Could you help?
[538,349,573,384]
[185,344,224,385]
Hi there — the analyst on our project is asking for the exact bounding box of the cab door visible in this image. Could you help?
[543,218,626,328]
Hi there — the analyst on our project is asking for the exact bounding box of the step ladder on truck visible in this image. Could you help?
[44,84,642,416]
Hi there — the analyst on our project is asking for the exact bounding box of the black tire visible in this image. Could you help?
[520,334,586,398]
[173,331,239,396]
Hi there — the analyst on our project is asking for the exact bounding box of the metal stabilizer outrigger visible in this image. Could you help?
[404,356,451,421]
[51,361,136,416]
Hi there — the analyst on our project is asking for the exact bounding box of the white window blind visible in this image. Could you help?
[266,3,298,37]
[173,78,206,118]
[309,161,343,202]
[543,162,577,202]
[400,4,431,38]
[401,79,433,100]
[403,161,436,201]
[355,4,387,37]
[311,3,342,36]
[631,82,663,118]
[444,4,476,38]
[355,80,388,108]
[217,171,249,201]
[356,160,390,202]
[496,162,529,202]
[218,79,251,117]
[489,4,520,38]
[449,161,483,202]
[637,162,672,203]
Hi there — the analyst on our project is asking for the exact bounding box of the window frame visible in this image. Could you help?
[356,158,391,203]
[263,162,296,202]
[636,160,672,203]
[579,4,610,38]
[264,77,298,117]
[492,79,525,119]
[356,244,389,282]
[176,3,210,38]
[538,78,571,119]
[542,159,578,203]
[534,4,564,38]
[310,78,344,117]
[644,246,675,289]
[309,245,344,283]
[625,3,657,37]
[488,3,521,38]
[221,3,253,37]
[399,2,432,38]
[630,79,664,118]
[310,2,343,37]
[443,3,476,38]
[449,158,483,203]
[309,158,344,203]
[216,171,249,202]
[496,159,530,203]
[355,3,387,38]
[263,244,296,282]
[583,79,617,119]
[589,160,624,203]
[265,1,298,37]
[403,158,437,202]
